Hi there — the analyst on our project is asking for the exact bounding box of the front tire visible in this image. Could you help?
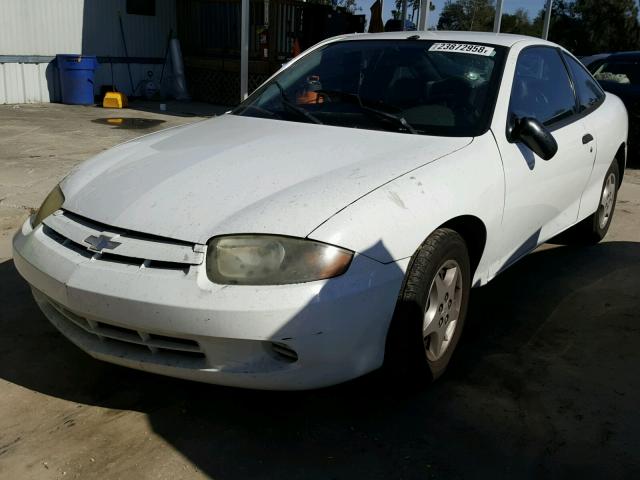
[384,228,471,386]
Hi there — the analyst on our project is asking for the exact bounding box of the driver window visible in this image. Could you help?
[509,47,576,126]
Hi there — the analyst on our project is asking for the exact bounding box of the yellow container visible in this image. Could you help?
[103,91,128,109]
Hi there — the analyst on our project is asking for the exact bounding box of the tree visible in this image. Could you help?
[573,0,640,54]
[437,0,495,31]
[393,0,436,23]
[500,8,537,36]
[531,0,582,51]
[532,0,640,55]
[333,0,362,14]
[435,0,640,55]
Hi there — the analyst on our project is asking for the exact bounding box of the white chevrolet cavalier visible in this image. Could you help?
[14,32,628,390]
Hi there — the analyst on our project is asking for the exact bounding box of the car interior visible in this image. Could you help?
[509,49,575,125]
[294,45,497,129]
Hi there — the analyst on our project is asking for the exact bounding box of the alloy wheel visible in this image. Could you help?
[423,259,463,362]
[598,172,616,229]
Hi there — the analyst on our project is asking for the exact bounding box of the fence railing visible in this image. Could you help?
[177,0,308,62]
[177,0,364,104]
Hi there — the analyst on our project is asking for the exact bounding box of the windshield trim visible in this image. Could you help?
[232,39,509,138]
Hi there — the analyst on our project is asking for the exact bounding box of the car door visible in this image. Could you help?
[561,52,608,215]
[493,46,595,273]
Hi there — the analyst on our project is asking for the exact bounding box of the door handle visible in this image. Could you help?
[582,133,594,144]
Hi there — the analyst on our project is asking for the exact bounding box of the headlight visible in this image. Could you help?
[206,235,353,285]
[31,185,65,228]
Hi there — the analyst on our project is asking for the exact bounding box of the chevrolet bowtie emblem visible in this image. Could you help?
[84,234,122,253]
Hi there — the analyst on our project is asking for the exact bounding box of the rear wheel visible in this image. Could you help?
[384,228,471,385]
[596,165,619,234]
[558,161,619,245]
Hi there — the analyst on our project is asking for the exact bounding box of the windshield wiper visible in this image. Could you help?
[362,102,418,134]
[315,89,417,134]
[274,81,323,125]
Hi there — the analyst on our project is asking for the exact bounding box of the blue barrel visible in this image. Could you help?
[56,54,98,105]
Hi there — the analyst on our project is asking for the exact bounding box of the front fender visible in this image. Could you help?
[307,133,505,285]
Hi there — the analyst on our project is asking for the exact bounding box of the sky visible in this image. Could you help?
[355,0,549,29]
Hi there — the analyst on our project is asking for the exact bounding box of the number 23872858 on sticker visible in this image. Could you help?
[428,43,496,56]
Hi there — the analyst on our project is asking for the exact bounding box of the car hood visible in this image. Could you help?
[62,115,472,244]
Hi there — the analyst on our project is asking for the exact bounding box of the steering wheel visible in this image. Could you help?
[314,90,334,103]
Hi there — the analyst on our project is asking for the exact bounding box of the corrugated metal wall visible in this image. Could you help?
[0,63,59,104]
[86,0,177,97]
[0,0,176,104]
[82,0,175,57]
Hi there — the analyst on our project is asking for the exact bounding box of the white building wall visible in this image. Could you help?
[0,0,176,104]
[0,0,84,56]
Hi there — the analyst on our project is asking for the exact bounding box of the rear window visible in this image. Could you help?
[233,40,507,137]
[563,53,605,113]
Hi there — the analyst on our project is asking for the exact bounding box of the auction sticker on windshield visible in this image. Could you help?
[429,43,496,56]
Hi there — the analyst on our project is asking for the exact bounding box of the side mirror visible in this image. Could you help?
[511,117,558,160]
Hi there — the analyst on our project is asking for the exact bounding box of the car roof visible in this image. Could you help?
[580,53,610,64]
[333,31,556,48]
[606,51,640,61]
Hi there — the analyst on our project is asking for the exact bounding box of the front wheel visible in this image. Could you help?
[384,228,471,386]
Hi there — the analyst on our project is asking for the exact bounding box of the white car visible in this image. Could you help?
[13,32,627,390]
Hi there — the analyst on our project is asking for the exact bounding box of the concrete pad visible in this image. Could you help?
[0,102,216,261]
[0,103,639,479]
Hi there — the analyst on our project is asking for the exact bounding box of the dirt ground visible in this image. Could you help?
[1,103,639,480]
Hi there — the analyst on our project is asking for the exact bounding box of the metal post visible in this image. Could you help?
[401,0,408,31]
[493,0,503,33]
[418,0,430,31]
[542,0,553,40]
[240,0,249,101]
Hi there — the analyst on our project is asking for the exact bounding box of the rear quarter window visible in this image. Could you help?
[563,53,605,113]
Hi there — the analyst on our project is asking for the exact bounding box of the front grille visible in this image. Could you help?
[41,210,204,272]
[43,225,94,259]
[46,296,206,364]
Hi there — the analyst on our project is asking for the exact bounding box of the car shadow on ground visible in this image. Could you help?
[625,154,640,170]
[1,241,639,479]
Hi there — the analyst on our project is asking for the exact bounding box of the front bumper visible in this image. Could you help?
[13,217,407,390]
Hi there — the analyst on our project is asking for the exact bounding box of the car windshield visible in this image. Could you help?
[233,40,507,137]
